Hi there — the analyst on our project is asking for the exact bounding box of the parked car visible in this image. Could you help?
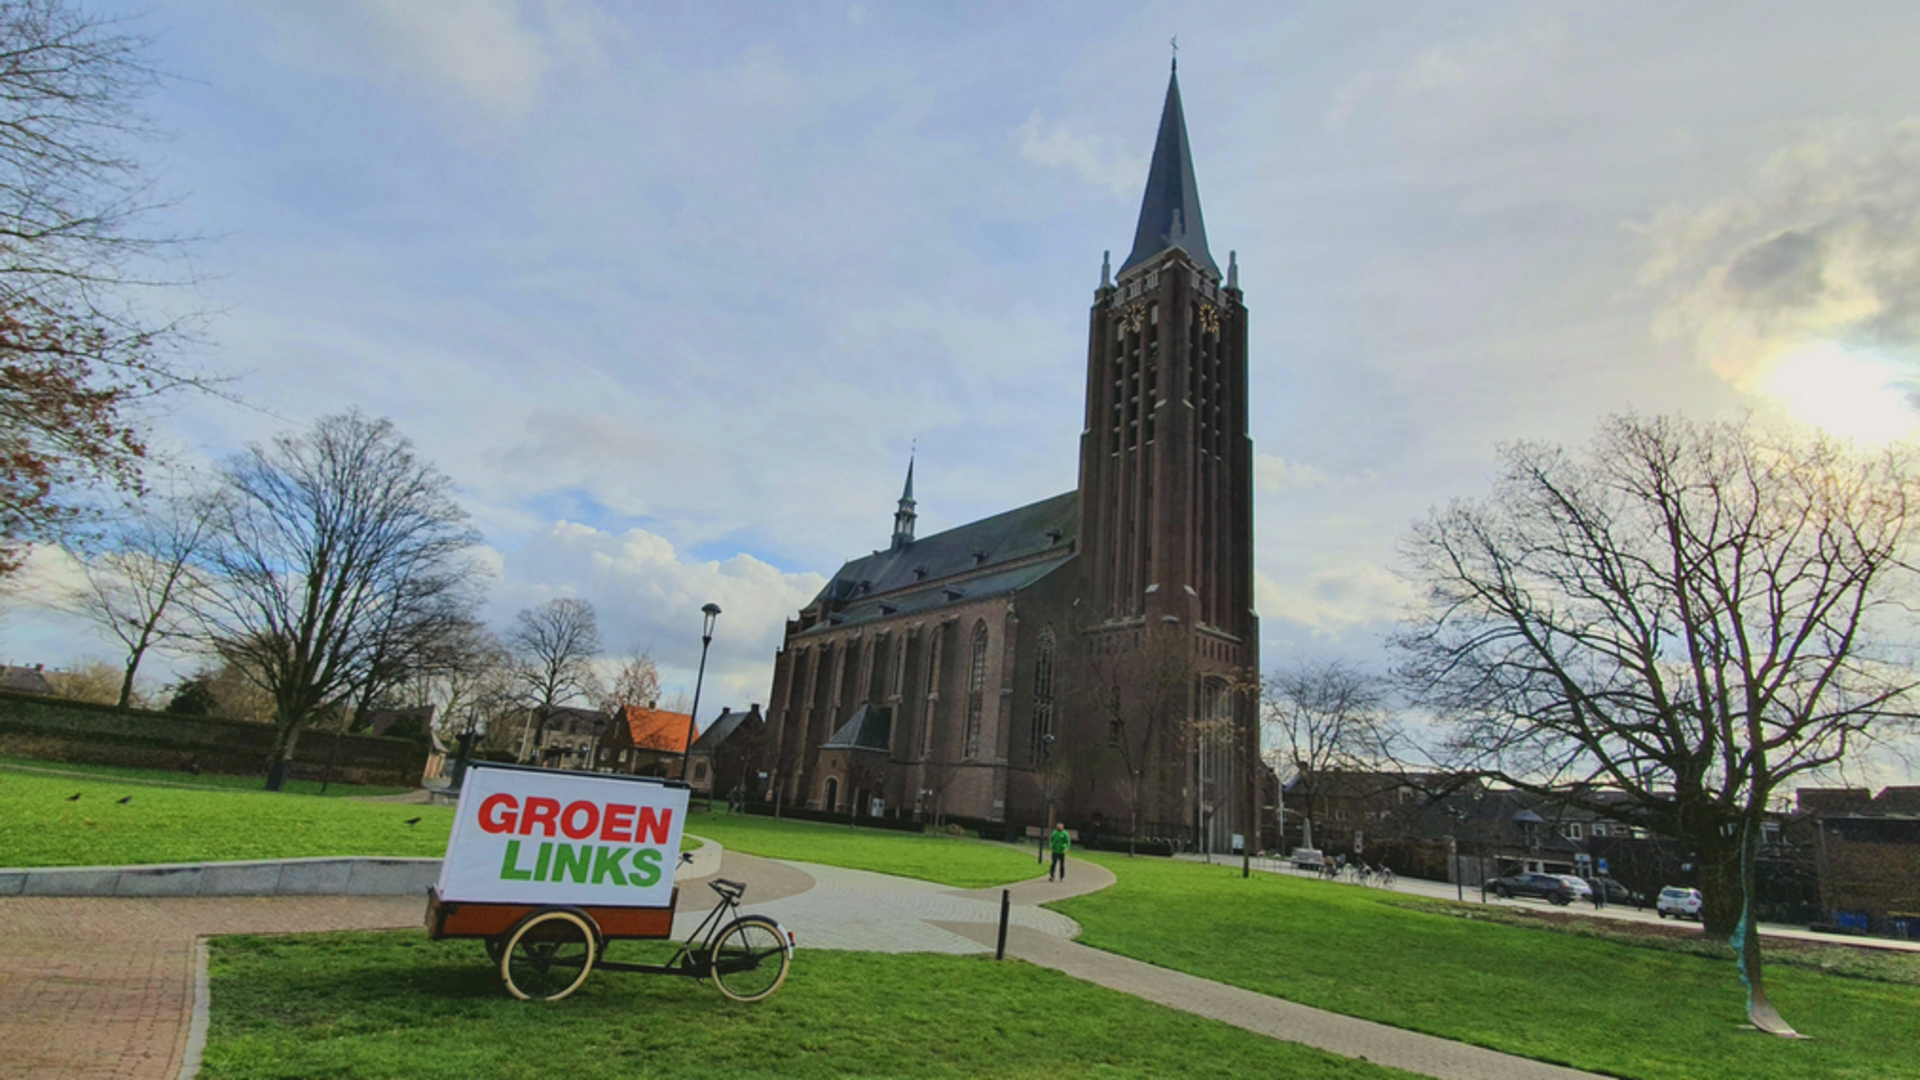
[1593,877,1644,906]
[1554,874,1594,900]
[1657,886,1704,920]
[1491,872,1577,905]
[1290,848,1325,871]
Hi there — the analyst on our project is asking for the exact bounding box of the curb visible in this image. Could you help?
[2,841,728,899]
[0,856,445,898]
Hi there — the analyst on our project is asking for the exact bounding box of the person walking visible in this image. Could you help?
[1048,823,1071,882]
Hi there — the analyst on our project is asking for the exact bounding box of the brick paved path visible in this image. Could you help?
[0,895,422,1080]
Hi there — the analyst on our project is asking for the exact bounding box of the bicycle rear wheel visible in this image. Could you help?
[708,916,790,1002]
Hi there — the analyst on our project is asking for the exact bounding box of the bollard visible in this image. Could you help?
[996,888,1010,960]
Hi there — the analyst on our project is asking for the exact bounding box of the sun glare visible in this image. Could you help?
[1760,343,1919,444]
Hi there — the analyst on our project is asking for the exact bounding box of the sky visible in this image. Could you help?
[5,2,1920,785]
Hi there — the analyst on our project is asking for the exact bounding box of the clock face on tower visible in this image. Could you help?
[1199,303,1220,336]
[1123,302,1146,332]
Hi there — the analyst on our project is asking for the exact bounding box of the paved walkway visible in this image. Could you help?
[0,844,1617,1080]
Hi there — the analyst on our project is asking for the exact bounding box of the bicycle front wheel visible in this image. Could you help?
[501,909,597,1001]
[708,916,790,1002]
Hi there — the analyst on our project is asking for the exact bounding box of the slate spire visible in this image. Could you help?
[1118,68,1218,280]
[891,455,917,550]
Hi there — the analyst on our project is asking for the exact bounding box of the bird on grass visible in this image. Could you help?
[66,793,81,801]
[117,796,133,805]
[403,817,422,826]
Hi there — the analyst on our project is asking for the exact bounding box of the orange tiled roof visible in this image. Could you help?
[622,705,698,753]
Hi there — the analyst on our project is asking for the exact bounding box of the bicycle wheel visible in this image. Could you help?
[708,916,790,1003]
[501,909,597,1001]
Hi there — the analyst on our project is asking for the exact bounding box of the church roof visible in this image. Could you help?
[800,490,1078,635]
[1118,69,1218,280]
[690,705,760,754]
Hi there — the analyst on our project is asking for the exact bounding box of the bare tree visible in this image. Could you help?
[62,485,216,707]
[507,597,602,762]
[1394,413,1920,1037]
[387,621,515,743]
[601,646,661,713]
[1076,620,1196,855]
[0,1,221,574]
[196,411,483,790]
[1263,658,1399,853]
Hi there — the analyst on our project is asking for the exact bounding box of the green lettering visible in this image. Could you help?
[629,847,662,888]
[533,841,554,881]
[499,839,534,881]
[591,845,630,886]
[552,841,592,884]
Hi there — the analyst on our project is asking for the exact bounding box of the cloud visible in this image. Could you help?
[1639,120,1920,428]
[494,521,827,708]
[1255,564,1413,634]
[1254,453,1333,495]
[259,0,616,125]
[1017,112,1146,201]
[1326,19,1566,131]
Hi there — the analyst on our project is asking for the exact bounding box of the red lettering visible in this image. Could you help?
[633,806,674,845]
[477,793,518,834]
[601,803,636,843]
[560,800,600,840]
[520,797,560,837]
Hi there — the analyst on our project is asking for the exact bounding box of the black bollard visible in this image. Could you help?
[996,888,1010,960]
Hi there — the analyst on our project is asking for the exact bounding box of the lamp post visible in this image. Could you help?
[683,603,721,786]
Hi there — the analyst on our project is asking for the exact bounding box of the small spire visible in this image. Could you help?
[892,452,917,550]
[1118,66,1217,280]
[1101,250,1111,288]
[1228,250,1237,289]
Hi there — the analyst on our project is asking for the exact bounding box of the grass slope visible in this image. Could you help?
[202,931,1409,1080]
[1056,853,1920,1080]
[0,755,413,797]
[686,809,1041,889]
[0,770,453,867]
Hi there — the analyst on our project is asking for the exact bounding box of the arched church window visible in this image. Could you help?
[1031,628,1056,757]
[964,620,988,759]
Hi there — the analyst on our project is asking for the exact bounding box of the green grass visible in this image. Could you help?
[0,755,415,798]
[1056,852,1920,1080]
[684,809,1042,888]
[200,931,1409,1080]
[0,770,454,867]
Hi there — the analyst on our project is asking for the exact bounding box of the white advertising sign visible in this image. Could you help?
[437,764,688,907]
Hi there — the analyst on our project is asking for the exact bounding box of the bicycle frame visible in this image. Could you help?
[595,878,756,980]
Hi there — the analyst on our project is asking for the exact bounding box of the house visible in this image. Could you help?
[0,664,55,696]
[686,704,766,801]
[513,705,611,770]
[1808,785,1920,932]
[596,703,698,779]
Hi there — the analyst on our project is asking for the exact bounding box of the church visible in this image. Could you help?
[761,66,1259,851]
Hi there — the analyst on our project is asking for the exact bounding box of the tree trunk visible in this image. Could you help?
[1698,836,1744,937]
[264,720,302,792]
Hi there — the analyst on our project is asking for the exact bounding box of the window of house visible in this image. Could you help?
[964,621,988,758]
[1565,823,1584,840]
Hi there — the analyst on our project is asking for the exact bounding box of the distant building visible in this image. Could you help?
[513,705,611,770]
[760,67,1259,849]
[0,664,54,696]
[686,705,766,800]
[1808,785,1920,932]
[596,703,698,779]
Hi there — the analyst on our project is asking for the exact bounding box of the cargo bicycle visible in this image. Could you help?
[426,762,793,1003]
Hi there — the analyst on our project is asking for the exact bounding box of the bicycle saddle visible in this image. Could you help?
[709,878,746,899]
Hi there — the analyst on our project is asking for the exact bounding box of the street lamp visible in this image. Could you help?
[1035,732,1055,864]
[683,602,721,786]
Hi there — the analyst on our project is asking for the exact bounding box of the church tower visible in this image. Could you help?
[1077,66,1255,648]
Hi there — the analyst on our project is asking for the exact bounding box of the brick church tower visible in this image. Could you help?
[1074,64,1259,852]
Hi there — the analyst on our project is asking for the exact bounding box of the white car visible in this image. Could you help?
[1657,886,1704,920]
[1554,875,1594,900]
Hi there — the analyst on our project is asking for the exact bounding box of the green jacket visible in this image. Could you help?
[1049,828,1071,855]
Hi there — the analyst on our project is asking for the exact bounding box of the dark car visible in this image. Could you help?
[1593,876,1645,907]
[1490,872,1576,905]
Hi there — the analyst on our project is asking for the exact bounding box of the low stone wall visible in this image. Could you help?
[0,689,426,787]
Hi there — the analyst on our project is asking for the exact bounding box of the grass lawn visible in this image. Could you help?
[0,770,454,867]
[0,755,414,798]
[1056,853,1920,1080]
[685,809,1042,889]
[200,931,1409,1080]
